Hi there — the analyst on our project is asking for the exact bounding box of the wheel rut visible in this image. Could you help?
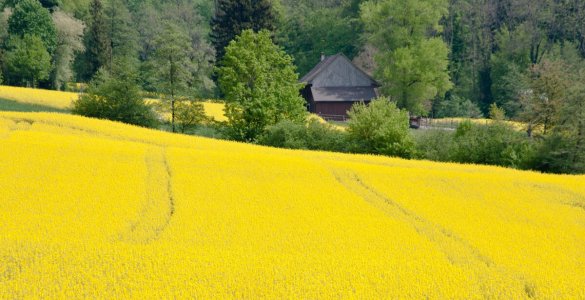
[329,166,537,298]
[119,146,174,243]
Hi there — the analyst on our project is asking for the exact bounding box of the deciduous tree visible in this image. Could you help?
[217,29,306,141]
[151,22,194,132]
[4,34,52,87]
[52,10,85,89]
[7,0,57,55]
[361,0,452,115]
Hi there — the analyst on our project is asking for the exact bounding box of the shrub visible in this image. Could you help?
[529,133,584,174]
[489,103,506,120]
[305,120,349,152]
[257,120,308,149]
[175,100,210,133]
[347,98,415,158]
[258,119,349,152]
[450,121,535,168]
[72,69,158,128]
[413,129,454,162]
[434,94,482,118]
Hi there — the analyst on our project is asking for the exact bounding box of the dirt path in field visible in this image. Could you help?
[119,146,174,243]
[327,165,537,298]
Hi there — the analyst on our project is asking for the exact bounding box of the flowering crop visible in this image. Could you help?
[0,86,226,121]
[0,86,78,109]
[0,112,583,298]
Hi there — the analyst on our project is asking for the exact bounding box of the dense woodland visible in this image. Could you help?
[0,0,584,173]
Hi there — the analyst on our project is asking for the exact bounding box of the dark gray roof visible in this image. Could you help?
[300,55,339,83]
[300,54,379,86]
[311,87,378,102]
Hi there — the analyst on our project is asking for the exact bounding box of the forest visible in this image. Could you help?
[0,0,584,173]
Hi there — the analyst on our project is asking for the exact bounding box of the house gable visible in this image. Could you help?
[300,54,378,88]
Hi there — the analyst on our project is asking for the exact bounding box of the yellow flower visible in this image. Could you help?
[0,111,583,298]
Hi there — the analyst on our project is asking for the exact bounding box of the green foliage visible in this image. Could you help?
[413,129,454,161]
[361,0,452,115]
[217,29,307,142]
[414,122,536,169]
[174,100,209,133]
[450,121,535,168]
[489,26,532,116]
[347,98,415,158]
[4,34,52,87]
[258,119,308,149]
[361,0,448,49]
[277,5,362,75]
[133,0,215,97]
[8,0,57,54]
[519,59,570,135]
[378,38,453,115]
[530,54,585,174]
[51,11,85,90]
[529,134,578,174]
[104,0,139,67]
[488,103,506,120]
[258,119,349,152]
[150,22,194,132]
[72,67,158,128]
[434,94,482,118]
[210,0,276,63]
[80,0,110,80]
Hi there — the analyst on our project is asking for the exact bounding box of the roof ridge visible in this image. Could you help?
[299,54,341,83]
[299,53,379,86]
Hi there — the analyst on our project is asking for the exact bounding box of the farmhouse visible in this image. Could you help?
[300,53,380,120]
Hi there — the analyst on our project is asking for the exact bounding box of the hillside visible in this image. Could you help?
[0,112,584,298]
[0,86,227,121]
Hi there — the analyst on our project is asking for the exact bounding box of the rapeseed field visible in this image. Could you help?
[0,112,584,298]
[0,86,227,121]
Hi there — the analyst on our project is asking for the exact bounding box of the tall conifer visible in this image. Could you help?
[84,0,110,80]
[210,0,276,63]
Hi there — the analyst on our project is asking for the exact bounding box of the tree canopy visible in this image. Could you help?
[210,0,276,63]
[361,0,452,115]
[217,29,306,141]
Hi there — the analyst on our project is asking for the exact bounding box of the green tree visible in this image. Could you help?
[377,38,452,115]
[519,59,570,136]
[277,5,362,75]
[104,0,139,70]
[7,0,57,55]
[347,98,415,158]
[361,0,453,115]
[52,11,85,89]
[210,0,277,63]
[489,103,506,120]
[217,29,307,142]
[81,0,110,80]
[174,100,209,133]
[490,25,534,117]
[531,55,585,174]
[72,66,158,128]
[3,0,61,10]
[4,34,52,87]
[151,22,195,132]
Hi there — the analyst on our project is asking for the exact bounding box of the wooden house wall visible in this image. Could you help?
[314,101,370,118]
